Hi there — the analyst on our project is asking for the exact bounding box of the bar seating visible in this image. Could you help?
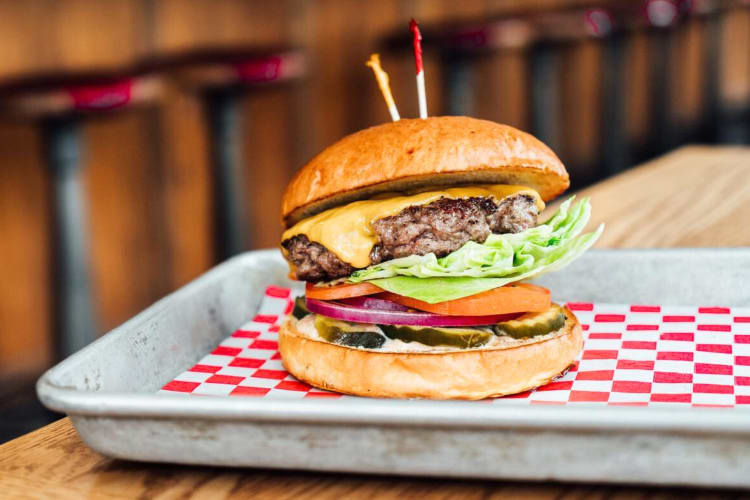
[382,0,750,181]
[172,48,306,260]
[383,5,633,181]
[0,71,162,358]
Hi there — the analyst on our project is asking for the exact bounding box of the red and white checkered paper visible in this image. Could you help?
[160,286,750,406]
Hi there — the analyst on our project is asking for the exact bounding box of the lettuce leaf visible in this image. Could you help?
[348,197,603,303]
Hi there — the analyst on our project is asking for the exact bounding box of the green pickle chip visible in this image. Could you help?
[314,315,386,349]
[380,324,491,348]
[291,296,310,320]
[493,304,566,339]
[310,304,566,350]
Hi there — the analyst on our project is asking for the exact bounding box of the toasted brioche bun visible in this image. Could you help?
[278,307,582,400]
[282,116,569,227]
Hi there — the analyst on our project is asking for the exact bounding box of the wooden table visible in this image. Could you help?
[2,146,749,499]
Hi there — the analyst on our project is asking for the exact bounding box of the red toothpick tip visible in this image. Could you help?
[409,18,423,74]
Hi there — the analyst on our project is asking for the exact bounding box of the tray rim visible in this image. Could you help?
[38,247,750,435]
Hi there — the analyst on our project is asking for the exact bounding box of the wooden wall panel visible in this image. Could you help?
[671,20,705,126]
[242,89,294,249]
[0,123,52,377]
[152,0,287,53]
[413,0,487,24]
[0,0,146,79]
[283,0,316,170]
[306,0,366,152]
[0,1,57,80]
[50,0,146,72]
[474,51,530,131]
[560,41,603,182]
[84,110,170,332]
[0,0,746,382]
[483,0,616,12]
[343,0,404,133]
[159,86,213,289]
[720,8,750,106]
[624,31,651,148]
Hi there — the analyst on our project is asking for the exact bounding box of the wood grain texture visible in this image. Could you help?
[85,109,171,332]
[475,50,530,132]
[624,32,650,147]
[0,122,52,377]
[560,40,603,182]
[671,20,704,125]
[2,146,749,498]
[546,146,750,248]
[0,0,146,79]
[159,83,214,289]
[720,8,750,106]
[243,88,296,248]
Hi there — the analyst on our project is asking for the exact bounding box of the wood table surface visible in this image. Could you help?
[1,146,749,499]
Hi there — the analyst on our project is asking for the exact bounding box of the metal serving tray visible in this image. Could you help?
[38,248,750,488]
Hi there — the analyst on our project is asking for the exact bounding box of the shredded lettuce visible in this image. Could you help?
[348,197,603,303]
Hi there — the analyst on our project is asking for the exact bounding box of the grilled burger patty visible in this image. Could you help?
[282,194,538,282]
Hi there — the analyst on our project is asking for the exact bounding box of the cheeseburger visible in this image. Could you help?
[278,116,602,399]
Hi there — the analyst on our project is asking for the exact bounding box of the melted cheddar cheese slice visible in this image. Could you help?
[282,185,544,268]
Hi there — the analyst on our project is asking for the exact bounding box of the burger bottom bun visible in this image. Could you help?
[278,307,582,400]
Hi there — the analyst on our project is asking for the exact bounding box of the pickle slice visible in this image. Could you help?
[493,304,566,339]
[314,315,386,349]
[380,324,491,348]
[291,296,310,319]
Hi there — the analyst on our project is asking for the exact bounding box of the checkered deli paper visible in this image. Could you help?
[160,286,750,406]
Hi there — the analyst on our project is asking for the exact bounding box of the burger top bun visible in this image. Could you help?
[282,116,569,227]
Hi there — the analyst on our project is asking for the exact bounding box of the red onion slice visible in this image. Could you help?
[306,298,510,327]
[336,296,411,312]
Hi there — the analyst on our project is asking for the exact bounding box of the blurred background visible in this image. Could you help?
[0,0,748,442]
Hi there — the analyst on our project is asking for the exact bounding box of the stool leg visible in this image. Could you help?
[442,52,475,116]
[43,118,97,358]
[205,90,247,260]
[647,29,677,156]
[600,34,630,175]
[701,10,721,143]
[530,43,561,153]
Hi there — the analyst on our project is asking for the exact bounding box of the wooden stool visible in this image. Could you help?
[174,48,306,260]
[0,73,161,357]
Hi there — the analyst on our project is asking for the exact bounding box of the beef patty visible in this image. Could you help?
[282,194,538,282]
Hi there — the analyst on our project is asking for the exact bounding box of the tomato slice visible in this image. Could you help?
[305,281,383,300]
[380,283,551,316]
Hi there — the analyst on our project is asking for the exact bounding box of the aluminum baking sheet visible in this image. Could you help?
[37,248,750,488]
